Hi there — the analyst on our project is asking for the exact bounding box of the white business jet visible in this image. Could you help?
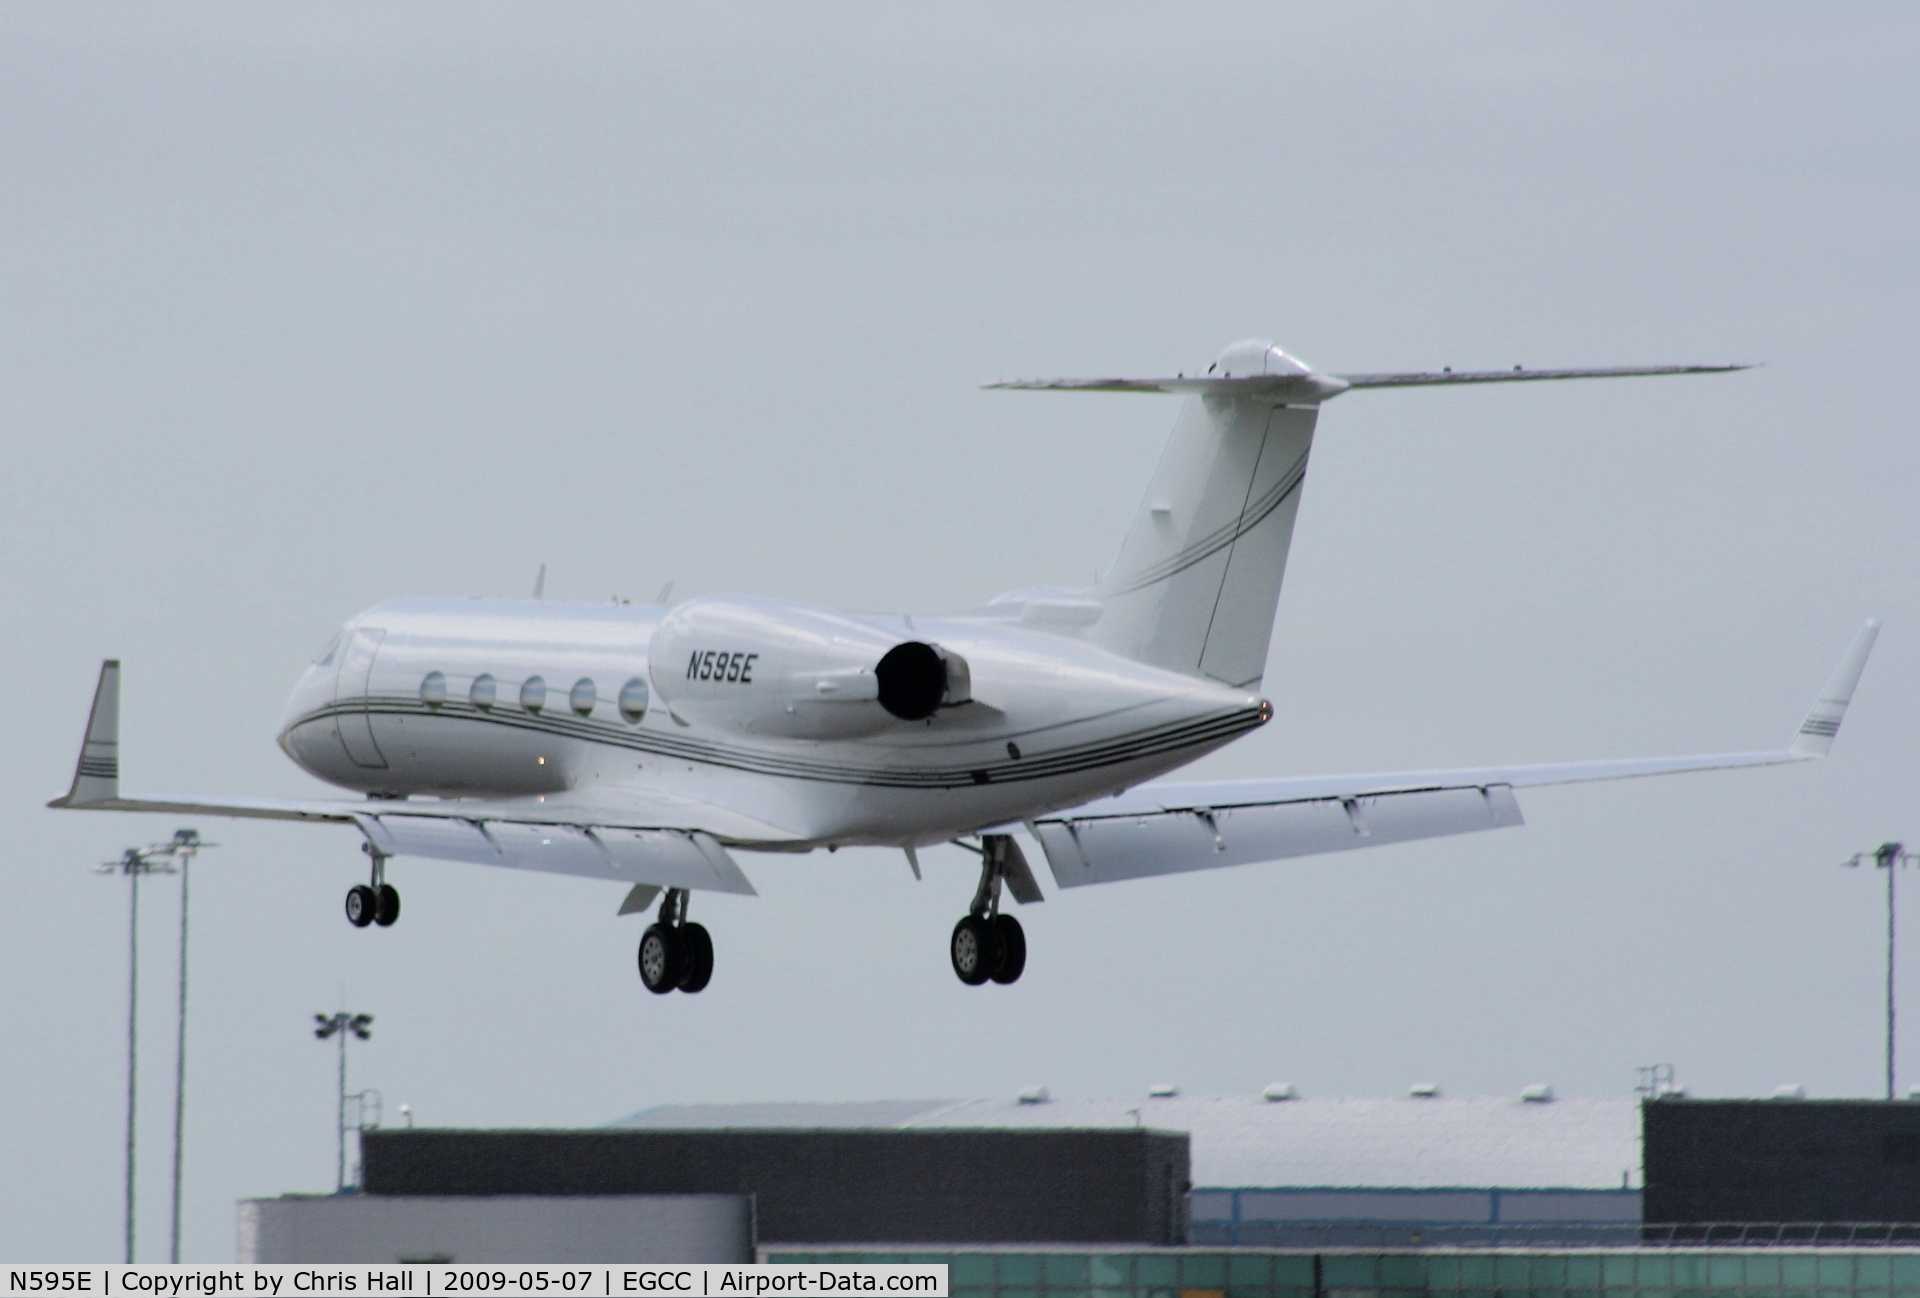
[52,341,1877,994]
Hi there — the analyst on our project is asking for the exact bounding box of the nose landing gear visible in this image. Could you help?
[345,843,401,929]
[949,834,1035,986]
[638,888,713,994]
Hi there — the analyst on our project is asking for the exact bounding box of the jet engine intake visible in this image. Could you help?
[876,641,971,720]
[877,642,943,720]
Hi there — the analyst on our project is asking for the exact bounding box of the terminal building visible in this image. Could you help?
[607,1092,1643,1245]
[242,1091,1920,1283]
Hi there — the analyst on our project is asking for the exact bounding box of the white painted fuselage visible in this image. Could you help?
[277,595,1269,850]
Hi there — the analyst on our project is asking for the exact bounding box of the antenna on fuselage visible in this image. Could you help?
[532,563,547,601]
[655,580,674,606]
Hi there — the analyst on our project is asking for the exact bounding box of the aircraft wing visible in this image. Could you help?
[1023,620,1878,889]
[47,661,784,898]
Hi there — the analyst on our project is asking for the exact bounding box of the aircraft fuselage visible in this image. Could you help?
[277,595,1268,849]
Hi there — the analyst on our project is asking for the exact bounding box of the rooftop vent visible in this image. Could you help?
[1770,1084,1806,1100]
[1147,1084,1179,1098]
[1408,1083,1439,1098]
[1520,1084,1554,1103]
[1262,1083,1298,1102]
[1017,1085,1051,1105]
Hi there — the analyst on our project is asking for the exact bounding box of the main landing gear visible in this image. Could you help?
[638,888,714,995]
[345,842,401,929]
[950,834,1027,986]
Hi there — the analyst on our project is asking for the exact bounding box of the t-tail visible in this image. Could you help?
[989,340,1748,688]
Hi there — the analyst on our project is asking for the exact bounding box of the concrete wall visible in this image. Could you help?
[362,1128,1191,1245]
[237,1193,753,1263]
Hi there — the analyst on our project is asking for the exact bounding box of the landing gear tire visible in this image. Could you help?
[676,923,714,993]
[989,914,1026,984]
[950,915,1002,986]
[638,923,685,994]
[374,884,401,927]
[345,884,377,928]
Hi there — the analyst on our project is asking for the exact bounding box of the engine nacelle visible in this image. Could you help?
[649,596,969,739]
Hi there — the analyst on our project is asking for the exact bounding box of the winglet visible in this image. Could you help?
[1792,619,1880,757]
[50,660,122,807]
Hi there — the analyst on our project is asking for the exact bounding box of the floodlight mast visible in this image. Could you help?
[1844,842,1911,1100]
[314,1011,373,1192]
[95,829,215,1263]
[162,829,208,1263]
[94,839,172,1261]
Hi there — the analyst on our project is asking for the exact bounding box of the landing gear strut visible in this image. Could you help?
[950,834,1028,986]
[638,888,713,994]
[346,842,401,929]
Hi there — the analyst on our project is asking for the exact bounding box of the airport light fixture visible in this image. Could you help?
[157,829,209,1264]
[314,1011,374,1192]
[95,828,213,1263]
[1843,841,1914,1100]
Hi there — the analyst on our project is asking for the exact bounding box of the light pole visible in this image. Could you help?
[314,1012,373,1192]
[96,842,171,1262]
[95,829,214,1264]
[161,829,208,1262]
[1844,842,1913,1099]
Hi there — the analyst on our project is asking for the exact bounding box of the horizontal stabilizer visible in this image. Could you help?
[986,363,1749,404]
[985,372,1350,403]
[1021,619,1876,888]
[1337,364,1751,389]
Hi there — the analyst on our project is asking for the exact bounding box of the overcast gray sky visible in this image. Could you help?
[4,0,1918,1262]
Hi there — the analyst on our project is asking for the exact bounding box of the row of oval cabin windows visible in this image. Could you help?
[417,672,649,724]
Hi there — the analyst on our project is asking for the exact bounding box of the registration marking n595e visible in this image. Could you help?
[688,650,758,683]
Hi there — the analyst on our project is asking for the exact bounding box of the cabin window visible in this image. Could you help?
[420,671,448,707]
[470,673,496,710]
[520,675,547,713]
[619,677,649,724]
[570,678,597,717]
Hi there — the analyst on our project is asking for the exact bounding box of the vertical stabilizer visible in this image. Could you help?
[53,659,121,806]
[1088,341,1321,687]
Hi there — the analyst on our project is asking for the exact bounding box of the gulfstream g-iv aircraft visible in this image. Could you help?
[51,340,1878,994]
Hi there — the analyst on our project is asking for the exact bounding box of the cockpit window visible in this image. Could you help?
[314,634,341,667]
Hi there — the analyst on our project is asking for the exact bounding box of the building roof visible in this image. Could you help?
[608,1096,1641,1190]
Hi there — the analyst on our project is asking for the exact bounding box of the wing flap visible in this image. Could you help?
[592,826,758,895]
[355,814,757,895]
[1033,785,1521,888]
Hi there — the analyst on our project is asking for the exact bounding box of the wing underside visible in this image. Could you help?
[1021,620,1879,889]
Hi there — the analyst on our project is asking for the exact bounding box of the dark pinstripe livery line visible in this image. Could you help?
[290,697,1268,791]
[1104,448,1309,596]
